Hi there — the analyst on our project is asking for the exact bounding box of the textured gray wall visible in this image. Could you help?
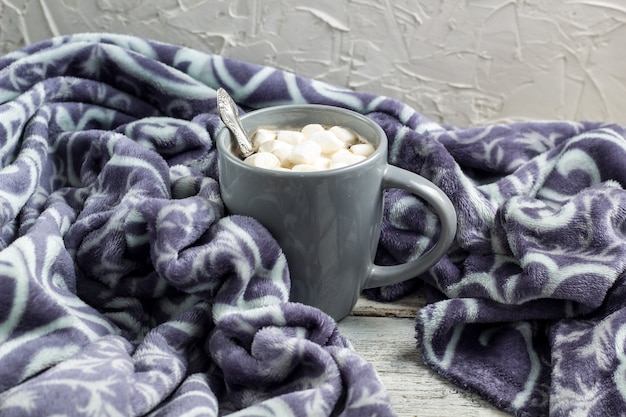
[2,0,625,125]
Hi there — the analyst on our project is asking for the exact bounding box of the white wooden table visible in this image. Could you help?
[337,294,510,417]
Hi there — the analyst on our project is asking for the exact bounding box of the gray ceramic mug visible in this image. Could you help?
[216,104,457,321]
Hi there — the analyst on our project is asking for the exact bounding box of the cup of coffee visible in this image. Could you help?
[216,104,456,321]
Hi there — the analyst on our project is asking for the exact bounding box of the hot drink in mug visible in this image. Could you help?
[217,104,457,321]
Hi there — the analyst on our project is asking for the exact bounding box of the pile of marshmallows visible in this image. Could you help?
[243,124,376,171]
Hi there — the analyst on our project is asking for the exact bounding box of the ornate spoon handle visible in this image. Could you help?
[217,88,254,158]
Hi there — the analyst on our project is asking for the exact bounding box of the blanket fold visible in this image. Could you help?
[1,32,625,417]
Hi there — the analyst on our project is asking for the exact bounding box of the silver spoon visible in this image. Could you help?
[216,88,254,158]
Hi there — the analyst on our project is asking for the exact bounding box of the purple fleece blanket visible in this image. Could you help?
[0,33,625,417]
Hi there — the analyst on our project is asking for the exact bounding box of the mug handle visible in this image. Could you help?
[364,164,457,289]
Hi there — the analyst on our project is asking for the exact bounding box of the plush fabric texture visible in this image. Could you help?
[0,33,625,417]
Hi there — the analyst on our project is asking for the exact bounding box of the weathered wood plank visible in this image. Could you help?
[351,292,425,318]
[337,316,510,417]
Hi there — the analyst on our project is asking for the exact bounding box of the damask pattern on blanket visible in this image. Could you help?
[1,33,626,417]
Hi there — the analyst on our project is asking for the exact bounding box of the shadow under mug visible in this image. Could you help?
[216,104,457,321]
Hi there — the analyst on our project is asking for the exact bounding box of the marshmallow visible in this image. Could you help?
[301,123,326,138]
[291,164,319,172]
[244,152,281,169]
[330,148,356,163]
[277,130,305,145]
[350,143,376,157]
[289,140,322,165]
[308,130,345,154]
[252,128,277,147]
[330,149,366,169]
[312,157,331,170]
[330,126,358,144]
[271,147,294,166]
[247,124,375,172]
[259,139,293,153]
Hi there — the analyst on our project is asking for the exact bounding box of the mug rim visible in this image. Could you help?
[216,104,388,177]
